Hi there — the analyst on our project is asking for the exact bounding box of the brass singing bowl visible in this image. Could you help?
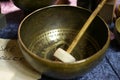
[12,0,67,13]
[18,5,110,79]
[12,0,57,12]
[114,17,120,44]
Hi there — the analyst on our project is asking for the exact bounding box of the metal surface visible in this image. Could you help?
[18,5,110,79]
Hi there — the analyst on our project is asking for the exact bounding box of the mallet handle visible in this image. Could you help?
[67,0,107,53]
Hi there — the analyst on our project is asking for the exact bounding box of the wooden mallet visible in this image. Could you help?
[54,0,107,63]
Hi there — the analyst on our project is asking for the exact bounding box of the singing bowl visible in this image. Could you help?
[18,5,110,79]
[12,0,57,12]
[12,0,68,13]
[114,17,120,45]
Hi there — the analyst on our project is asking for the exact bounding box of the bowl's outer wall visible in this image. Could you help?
[12,0,59,13]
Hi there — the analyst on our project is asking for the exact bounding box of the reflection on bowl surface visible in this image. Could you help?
[18,5,110,79]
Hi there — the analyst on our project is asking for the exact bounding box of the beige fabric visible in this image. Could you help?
[0,38,41,80]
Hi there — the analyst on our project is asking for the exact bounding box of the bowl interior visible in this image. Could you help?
[19,5,109,61]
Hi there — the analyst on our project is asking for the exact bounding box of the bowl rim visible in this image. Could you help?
[18,5,110,65]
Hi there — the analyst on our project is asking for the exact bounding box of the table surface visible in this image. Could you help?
[1,1,120,80]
